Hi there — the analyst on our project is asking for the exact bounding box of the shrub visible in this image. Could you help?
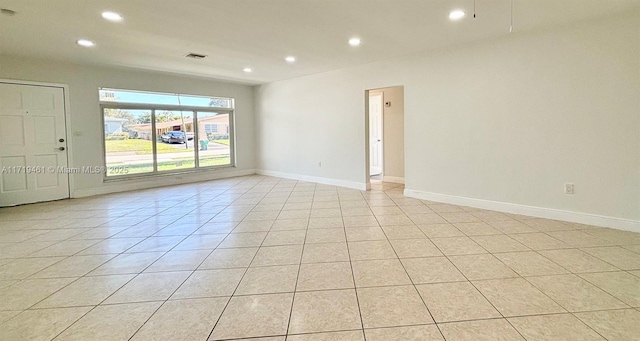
[207,133,229,141]
[105,132,129,140]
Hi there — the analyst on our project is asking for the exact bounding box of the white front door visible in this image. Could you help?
[0,82,69,206]
[369,92,383,176]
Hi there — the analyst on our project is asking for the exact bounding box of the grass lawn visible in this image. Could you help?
[107,139,230,154]
[211,139,229,146]
[106,139,187,155]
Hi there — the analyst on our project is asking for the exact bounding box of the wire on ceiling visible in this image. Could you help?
[510,0,514,32]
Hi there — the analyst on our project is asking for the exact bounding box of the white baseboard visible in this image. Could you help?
[72,168,256,198]
[383,176,405,184]
[256,169,367,191]
[404,188,640,233]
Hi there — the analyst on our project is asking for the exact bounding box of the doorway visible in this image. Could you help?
[366,86,404,186]
[0,81,70,206]
[369,91,383,177]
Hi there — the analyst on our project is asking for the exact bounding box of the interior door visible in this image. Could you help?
[369,92,383,176]
[0,82,69,206]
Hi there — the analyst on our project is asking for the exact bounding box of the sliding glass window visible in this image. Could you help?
[100,88,234,178]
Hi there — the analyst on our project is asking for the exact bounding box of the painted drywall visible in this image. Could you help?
[255,11,640,224]
[0,55,255,196]
[378,86,404,181]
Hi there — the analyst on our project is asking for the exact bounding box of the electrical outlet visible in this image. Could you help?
[564,183,575,195]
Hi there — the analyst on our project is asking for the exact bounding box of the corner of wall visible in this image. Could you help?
[256,169,368,191]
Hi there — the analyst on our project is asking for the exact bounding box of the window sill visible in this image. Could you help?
[102,165,237,183]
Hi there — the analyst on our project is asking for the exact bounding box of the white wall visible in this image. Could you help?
[0,55,256,197]
[255,12,640,227]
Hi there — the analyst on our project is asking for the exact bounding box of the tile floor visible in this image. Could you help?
[0,175,639,340]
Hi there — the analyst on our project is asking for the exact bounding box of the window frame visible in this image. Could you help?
[100,101,236,181]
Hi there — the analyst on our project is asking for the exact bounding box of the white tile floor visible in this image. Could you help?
[0,175,639,340]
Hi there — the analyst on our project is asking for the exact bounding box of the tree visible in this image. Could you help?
[156,111,191,122]
[104,108,136,126]
[209,98,230,108]
[137,112,152,124]
[105,109,193,126]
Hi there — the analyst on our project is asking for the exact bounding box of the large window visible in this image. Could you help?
[100,89,234,178]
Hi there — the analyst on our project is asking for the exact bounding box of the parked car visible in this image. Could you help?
[161,131,186,144]
[185,132,194,141]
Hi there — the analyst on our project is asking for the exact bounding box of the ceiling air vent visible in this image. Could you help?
[185,53,207,59]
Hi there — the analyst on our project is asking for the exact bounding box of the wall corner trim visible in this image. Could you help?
[404,188,640,233]
[383,176,405,184]
[256,169,367,191]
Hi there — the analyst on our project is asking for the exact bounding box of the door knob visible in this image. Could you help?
[57,147,65,151]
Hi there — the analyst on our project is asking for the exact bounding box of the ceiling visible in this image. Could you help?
[1,0,638,85]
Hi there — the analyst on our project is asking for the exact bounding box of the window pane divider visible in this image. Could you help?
[100,102,233,113]
[193,111,199,168]
[151,109,158,173]
[230,111,236,167]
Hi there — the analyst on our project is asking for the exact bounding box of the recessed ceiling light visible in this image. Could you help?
[449,10,465,20]
[76,39,95,47]
[348,37,361,46]
[285,56,296,63]
[243,67,253,73]
[101,11,123,22]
